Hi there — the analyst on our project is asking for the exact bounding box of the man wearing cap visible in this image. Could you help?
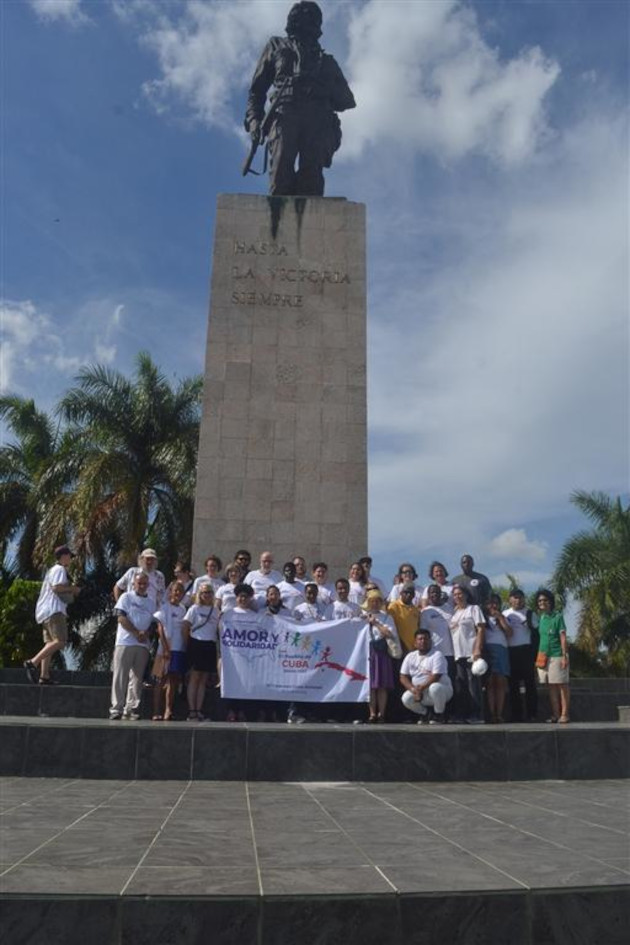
[400,628,453,724]
[114,549,165,607]
[110,571,156,720]
[25,545,80,685]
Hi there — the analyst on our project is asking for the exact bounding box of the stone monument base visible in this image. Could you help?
[192,194,368,576]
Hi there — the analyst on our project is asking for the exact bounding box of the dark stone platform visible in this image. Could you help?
[1,716,629,783]
[1,777,628,944]
[1,672,629,722]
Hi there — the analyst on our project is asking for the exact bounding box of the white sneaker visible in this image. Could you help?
[287,712,305,724]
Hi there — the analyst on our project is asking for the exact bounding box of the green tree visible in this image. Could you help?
[0,396,73,577]
[552,491,630,660]
[0,579,42,666]
[58,352,203,569]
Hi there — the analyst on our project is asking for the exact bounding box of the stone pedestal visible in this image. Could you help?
[192,194,367,577]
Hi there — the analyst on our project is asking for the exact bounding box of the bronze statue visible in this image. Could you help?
[244,1,356,197]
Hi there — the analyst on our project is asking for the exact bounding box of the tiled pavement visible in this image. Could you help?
[1,777,629,897]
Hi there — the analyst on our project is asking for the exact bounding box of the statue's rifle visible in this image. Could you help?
[242,79,290,177]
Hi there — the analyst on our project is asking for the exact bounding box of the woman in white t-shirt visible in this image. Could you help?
[348,562,368,606]
[192,555,225,596]
[421,561,454,613]
[449,584,486,723]
[215,563,241,613]
[182,582,220,721]
[152,582,187,721]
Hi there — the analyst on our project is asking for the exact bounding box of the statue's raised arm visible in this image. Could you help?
[243,1,356,196]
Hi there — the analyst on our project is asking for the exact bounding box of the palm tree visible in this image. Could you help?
[0,396,71,577]
[58,352,203,569]
[553,491,630,658]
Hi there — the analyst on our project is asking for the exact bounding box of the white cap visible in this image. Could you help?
[471,658,488,677]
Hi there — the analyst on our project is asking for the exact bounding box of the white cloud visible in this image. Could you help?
[343,0,559,164]
[29,0,88,26]
[117,0,558,166]
[0,299,81,394]
[488,529,548,563]
[125,0,280,132]
[0,298,125,399]
[364,107,628,560]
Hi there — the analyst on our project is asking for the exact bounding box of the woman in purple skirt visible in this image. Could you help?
[364,589,401,723]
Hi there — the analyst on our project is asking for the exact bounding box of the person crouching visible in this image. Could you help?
[400,628,454,724]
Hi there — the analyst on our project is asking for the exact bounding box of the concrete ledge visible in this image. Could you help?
[2,680,628,722]
[1,717,628,782]
[1,888,629,945]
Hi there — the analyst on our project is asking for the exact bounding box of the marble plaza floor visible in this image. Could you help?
[1,777,629,897]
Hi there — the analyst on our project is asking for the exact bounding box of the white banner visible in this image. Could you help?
[220,612,370,702]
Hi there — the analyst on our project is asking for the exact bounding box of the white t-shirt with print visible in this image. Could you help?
[154,602,187,653]
[35,564,69,623]
[184,603,220,643]
[114,591,155,648]
[449,605,485,660]
[216,583,238,613]
[485,615,509,647]
[276,581,305,613]
[328,599,361,620]
[400,648,448,686]
[503,607,538,648]
[294,600,328,622]
[116,567,165,606]
[192,574,225,596]
[420,606,454,658]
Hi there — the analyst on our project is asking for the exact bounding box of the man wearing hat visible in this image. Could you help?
[114,548,165,607]
[25,545,80,685]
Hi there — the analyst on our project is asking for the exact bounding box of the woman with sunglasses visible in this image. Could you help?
[182,581,220,721]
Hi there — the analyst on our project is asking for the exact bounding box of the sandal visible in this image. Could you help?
[558,716,570,724]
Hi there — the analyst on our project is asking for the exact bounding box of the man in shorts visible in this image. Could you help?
[26,545,80,684]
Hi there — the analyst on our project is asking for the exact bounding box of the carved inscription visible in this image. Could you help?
[234,241,288,256]
[231,291,303,308]
[230,239,349,308]
[269,268,350,284]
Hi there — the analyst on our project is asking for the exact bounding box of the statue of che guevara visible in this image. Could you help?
[243,1,356,197]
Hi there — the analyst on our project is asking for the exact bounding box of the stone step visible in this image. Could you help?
[1,680,627,722]
[1,716,629,782]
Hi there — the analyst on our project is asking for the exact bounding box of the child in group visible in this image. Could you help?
[152,581,187,721]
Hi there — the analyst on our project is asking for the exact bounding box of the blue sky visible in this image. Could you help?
[2,0,628,597]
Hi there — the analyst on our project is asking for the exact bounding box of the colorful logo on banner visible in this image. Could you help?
[221,625,366,681]
[219,614,370,702]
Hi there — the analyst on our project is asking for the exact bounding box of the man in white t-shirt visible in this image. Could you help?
[328,579,361,619]
[113,548,166,606]
[243,551,283,609]
[25,545,81,685]
[276,561,306,613]
[110,571,155,720]
[311,561,336,606]
[400,628,453,724]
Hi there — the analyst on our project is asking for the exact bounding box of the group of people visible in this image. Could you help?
[26,546,571,726]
